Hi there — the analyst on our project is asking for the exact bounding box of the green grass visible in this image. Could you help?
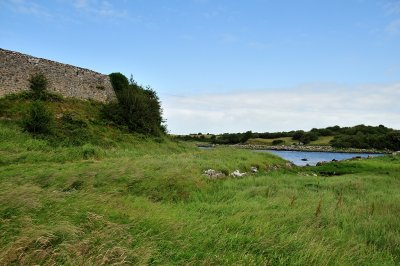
[248,136,334,146]
[1,96,400,265]
[308,136,335,146]
[247,137,295,146]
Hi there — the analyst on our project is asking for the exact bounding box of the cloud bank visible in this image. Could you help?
[163,83,400,134]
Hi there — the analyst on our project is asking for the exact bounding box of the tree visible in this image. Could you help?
[107,73,166,136]
[29,73,48,99]
[241,131,252,143]
[22,101,53,135]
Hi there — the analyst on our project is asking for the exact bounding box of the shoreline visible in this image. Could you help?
[219,144,389,154]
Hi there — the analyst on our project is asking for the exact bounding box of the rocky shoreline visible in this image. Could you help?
[230,144,390,154]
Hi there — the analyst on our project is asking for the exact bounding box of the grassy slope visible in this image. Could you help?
[1,97,400,265]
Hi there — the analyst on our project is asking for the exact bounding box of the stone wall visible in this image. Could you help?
[0,48,116,103]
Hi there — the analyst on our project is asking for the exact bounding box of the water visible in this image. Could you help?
[198,146,214,150]
[256,150,384,166]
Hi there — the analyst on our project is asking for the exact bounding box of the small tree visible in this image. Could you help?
[241,131,253,143]
[22,101,53,135]
[29,73,48,99]
[108,73,166,136]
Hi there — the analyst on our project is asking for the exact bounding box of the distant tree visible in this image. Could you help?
[241,131,252,143]
[272,139,284,145]
[292,130,305,141]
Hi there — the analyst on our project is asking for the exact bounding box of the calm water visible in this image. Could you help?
[256,150,384,166]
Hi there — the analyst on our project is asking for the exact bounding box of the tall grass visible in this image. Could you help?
[1,97,399,265]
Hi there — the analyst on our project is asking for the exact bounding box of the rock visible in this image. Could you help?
[250,166,258,173]
[203,169,225,179]
[332,159,338,162]
[316,161,327,166]
[230,170,246,178]
[285,162,295,168]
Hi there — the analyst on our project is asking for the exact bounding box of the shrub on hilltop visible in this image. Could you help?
[29,73,48,99]
[106,73,166,136]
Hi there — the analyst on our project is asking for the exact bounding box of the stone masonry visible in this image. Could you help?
[0,48,116,103]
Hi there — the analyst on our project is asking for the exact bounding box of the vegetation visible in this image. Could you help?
[1,92,400,264]
[28,73,48,99]
[1,112,400,264]
[330,125,400,150]
[106,73,166,136]
[184,125,399,151]
[22,101,54,135]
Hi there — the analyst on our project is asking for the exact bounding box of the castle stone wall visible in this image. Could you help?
[0,48,116,103]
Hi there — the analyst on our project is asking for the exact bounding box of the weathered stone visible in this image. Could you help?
[0,48,116,103]
[230,170,246,178]
[250,166,258,173]
[203,169,225,179]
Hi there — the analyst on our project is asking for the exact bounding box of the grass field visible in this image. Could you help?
[247,136,334,146]
[247,137,295,146]
[1,97,400,265]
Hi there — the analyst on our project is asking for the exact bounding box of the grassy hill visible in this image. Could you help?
[1,95,400,265]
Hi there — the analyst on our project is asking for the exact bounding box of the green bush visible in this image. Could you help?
[107,73,166,136]
[29,73,48,99]
[22,101,54,135]
[272,139,284,145]
[109,72,129,93]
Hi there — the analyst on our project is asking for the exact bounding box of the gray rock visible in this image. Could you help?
[230,170,246,178]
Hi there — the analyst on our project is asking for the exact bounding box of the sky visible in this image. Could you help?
[1,0,399,134]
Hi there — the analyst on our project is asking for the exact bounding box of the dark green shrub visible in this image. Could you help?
[241,131,252,143]
[109,73,129,93]
[107,73,166,136]
[22,101,54,135]
[292,130,305,141]
[29,73,48,99]
[272,139,284,145]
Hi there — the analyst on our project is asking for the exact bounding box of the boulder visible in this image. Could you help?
[230,170,246,178]
[203,169,225,179]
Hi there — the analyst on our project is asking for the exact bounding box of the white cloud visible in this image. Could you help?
[72,0,127,19]
[2,0,52,18]
[162,83,400,134]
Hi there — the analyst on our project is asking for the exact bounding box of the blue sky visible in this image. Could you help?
[1,0,400,133]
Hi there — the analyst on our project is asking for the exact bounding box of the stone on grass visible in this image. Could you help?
[230,170,246,178]
[203,169,225,179]
[250,166,258,173]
